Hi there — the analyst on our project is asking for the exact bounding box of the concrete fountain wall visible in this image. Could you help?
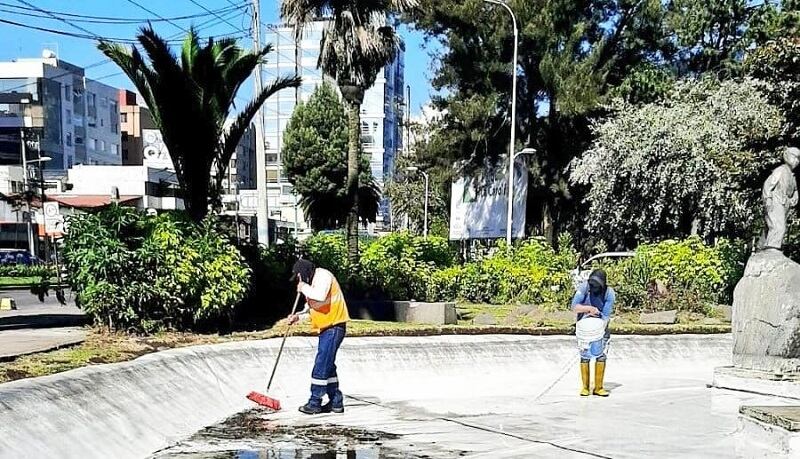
[0,334,733,459]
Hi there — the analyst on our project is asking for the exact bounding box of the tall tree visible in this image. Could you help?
[409,0,667,244]
[663,0,795,76]
[281,0,418,266]
[746,37,800,144]
[283,82,379,230]
[570,78,784,245]
[99,27,300,222]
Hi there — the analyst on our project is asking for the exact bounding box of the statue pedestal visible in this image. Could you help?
[737,406,800,457]
[711,250,800,397]
[712,366,800,400]
[732,250,800,374]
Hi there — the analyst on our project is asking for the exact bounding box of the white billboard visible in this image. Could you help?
[142,129,173,169]
[449,162,528,240]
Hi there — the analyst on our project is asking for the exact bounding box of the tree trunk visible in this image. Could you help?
[344,98,361,269]
[184,179,210,223]
[542,200,555,246]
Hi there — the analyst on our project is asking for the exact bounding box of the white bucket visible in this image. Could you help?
[576,317,606,353]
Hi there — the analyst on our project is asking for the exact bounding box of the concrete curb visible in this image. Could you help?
[0,334,733,459]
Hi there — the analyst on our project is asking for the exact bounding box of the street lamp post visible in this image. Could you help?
[405,166,430,239]
[507,147,536,243]
[484,0,520,247]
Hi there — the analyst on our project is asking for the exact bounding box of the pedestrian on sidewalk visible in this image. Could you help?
[288,259,350,414]
[571,269,615,397]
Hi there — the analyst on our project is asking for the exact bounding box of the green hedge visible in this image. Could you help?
[63,206,250,333]
[299,232,745,313]
[0,264,54,278]
[300,232,576,307]
[600,237,745,313]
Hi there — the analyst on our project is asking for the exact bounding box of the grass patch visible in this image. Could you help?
[0,303,730,384]
[0,277,42,287]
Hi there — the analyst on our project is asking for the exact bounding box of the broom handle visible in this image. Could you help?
[266,292,303,391]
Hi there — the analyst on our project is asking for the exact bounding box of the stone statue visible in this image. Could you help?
[760,146,800,251]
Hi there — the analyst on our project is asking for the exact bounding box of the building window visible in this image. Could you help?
[120,113,128,123]
[65,133,72,146]
[66,109,72,124]
[267,170,279,183]
[98,140,105,152]
[88,93,96,107]
[100,118,104,127]
[100,97,108,108]
[110,102,118,133]
[88,138,96,150]
[67,156,73,169]
[64,85,72,101]
[112,144,119,156]
[266,153,279,164]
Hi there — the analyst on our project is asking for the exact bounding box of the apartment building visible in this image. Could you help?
[262,20,405,232]
[0,51,121,170]
[119,89,157,166]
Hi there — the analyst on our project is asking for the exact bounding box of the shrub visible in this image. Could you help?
[601,237,746,312]
[426,265,461,302]
[357,232,455,300]
[63,206,250,333]
[232,239,299,327]
[0,264,54,278]
[302,231,351,283]
[425,236,578,306]
[637,237,744,304]
[300,231,456,301]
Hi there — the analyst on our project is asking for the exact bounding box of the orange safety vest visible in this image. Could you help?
[307,274,350,332]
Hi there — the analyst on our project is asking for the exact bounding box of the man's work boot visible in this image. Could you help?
[593,360,610,397]
[321,402,345,414]
[298,403,323,415]
[580,361,591,396]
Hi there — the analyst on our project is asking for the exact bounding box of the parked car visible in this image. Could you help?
[0,249,43,266]
[570,252,635,290]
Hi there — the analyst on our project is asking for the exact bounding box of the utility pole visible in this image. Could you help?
[20,129,34,256]
[36,134,49,264]
[252,0,269,246]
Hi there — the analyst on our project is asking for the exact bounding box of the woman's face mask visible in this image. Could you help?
[589,282,603,295]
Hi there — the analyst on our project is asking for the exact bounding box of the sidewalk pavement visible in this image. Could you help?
[0,327,86,360]
[0,289,88,360]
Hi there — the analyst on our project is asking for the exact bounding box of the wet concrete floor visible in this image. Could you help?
[151,409,464,459]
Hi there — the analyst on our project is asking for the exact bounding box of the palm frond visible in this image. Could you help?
[180,27,201,73]
[217,74,302,182]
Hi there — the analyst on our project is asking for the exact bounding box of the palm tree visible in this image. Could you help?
[99,27,300,222]
[281,0,418,265]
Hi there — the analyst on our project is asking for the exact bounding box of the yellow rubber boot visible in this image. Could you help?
[593,360,610,396]
[580,362,590,396]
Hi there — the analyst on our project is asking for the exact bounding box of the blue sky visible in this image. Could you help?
[0,0,435,115]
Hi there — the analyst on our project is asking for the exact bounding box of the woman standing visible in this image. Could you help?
[571,269,615,397]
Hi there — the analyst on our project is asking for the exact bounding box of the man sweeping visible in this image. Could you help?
[288,259,350,414]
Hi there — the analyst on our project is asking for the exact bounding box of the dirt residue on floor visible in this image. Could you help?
[152,409,460,458]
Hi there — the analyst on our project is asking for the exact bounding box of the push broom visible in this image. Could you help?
[247,291,303,410]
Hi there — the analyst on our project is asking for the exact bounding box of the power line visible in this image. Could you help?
[187,0,242,32]
[0,5,250,94]
[15,0,102,40]
[0,2,245,24]
[0,17,245,45]
[124,0,189,34]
